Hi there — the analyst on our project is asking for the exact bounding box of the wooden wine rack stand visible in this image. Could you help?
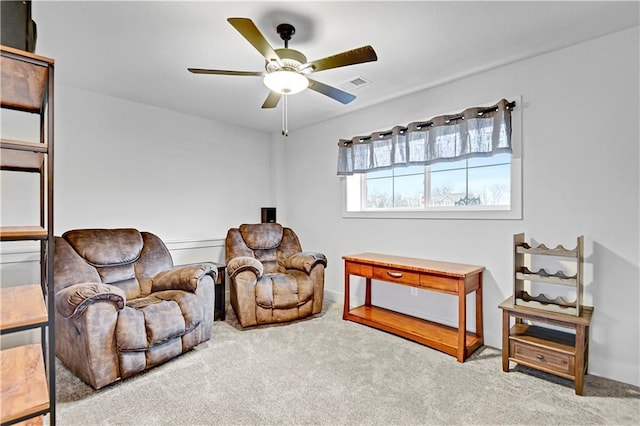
[0,45,56,425]
[513,232,584,315]
[500,233,593,395]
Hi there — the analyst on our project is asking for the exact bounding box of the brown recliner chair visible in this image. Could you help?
[54,228,216,389]
[225,223,327,327]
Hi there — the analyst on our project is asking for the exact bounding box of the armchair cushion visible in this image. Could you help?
[151,263,217,293]
[256,273,314,309]
[55,283,126,319]
[285,252,328,274]
[63,228,143,266]
[120,290,203,349]
[239,223,283,250]
[227,256,264,279]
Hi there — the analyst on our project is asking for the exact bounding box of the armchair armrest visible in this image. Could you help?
[285,252,328,274]
[151,263,217,293]
[55,283,126,319]
[227,256,263,280]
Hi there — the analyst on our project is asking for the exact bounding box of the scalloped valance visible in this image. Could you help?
[337,99,514,176]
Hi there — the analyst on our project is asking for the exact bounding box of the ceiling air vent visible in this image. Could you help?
[338,75,371,92]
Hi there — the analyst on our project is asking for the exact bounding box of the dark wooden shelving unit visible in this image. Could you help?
[0,44,55,425]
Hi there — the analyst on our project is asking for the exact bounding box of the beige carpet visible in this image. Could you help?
[55,302,640,425]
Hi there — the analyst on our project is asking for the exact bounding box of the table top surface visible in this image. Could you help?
[343,252,485,277]
[499,296,593,324]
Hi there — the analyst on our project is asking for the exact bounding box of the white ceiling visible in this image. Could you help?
[32,1,639,134]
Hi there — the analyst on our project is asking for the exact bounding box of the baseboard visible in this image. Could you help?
[587,355,640,387]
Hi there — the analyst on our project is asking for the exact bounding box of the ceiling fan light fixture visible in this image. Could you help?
[264,70,309,95]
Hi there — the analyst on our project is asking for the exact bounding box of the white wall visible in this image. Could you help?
[52,85,272,242]
[280,27,640,386]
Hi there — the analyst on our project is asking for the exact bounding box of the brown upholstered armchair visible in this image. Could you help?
[54,228,216,389]
[225,223,327,327]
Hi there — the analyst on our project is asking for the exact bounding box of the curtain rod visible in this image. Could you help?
[340,100,516,145]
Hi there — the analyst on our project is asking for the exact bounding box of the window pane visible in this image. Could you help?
[394,174,424,208]
[468,164,510,205]
[365,177,393,209]
[428,169,467,206]
[429,158,466,172]
[394,164,424,177]
[366,168,393,179]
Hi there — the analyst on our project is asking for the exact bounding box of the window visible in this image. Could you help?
[342,98,521,219]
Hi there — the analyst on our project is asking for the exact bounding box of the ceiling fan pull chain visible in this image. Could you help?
[282,95,289,137]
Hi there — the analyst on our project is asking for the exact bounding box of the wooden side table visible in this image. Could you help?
[210,262,227,321]
[499,297,593,395]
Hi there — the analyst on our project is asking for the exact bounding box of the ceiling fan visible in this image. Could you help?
[188,17,378,110]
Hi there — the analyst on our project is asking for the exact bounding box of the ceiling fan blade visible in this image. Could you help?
[227,17,282,66]
[306,45,378,73]
[262,91,282,109]
[307,78,356,104]
[188,68,264,76]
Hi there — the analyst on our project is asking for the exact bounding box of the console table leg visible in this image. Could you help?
[476,275,484,345]
[457,280,467,362]
[364,278,372,307]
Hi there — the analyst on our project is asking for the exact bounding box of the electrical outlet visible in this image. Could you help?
[410,288,418,296]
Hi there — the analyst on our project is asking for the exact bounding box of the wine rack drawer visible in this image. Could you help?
[510,340,575,376]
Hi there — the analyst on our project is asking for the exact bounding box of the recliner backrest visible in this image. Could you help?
[55,228,173,300]
[226,223,303,274]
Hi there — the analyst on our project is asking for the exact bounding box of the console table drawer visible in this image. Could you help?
[510,340,574,376]
[372,266,420,285]
[345,262,372,277]
[419,274,458,293]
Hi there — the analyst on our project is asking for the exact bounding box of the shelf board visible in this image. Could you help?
[345,305,481,358]
[0,344,50,424]
[1,148,44,172]
[0,226,48,241]
[13,416,45,426]
[1,139,48,152]
[516,245,577,258]
[1,285,48,333]
[499,296,593,326]
[510,324,576,354]
[0,47,51,114]
[516,272,577,286]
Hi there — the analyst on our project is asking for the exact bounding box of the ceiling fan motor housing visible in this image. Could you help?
[267,48,308,73]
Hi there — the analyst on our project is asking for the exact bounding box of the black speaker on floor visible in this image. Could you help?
[261,207,276,223]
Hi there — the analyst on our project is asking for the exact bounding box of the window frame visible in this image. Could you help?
[341,96,522,220]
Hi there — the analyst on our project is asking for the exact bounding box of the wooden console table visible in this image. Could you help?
[343,253,485,362]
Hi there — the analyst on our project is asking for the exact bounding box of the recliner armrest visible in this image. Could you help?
[151,263,217,293]
[285,252,328,274]
[227,256,263,280]
[55,283,126,319]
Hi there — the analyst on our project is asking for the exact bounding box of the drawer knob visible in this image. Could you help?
[387,271,403,278]
[536,354,544,360]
